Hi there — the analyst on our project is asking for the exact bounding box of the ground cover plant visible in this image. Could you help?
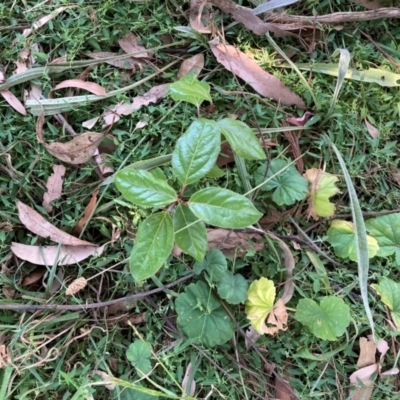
[1,0,400,399]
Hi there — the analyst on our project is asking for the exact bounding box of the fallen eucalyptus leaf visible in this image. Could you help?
[53,79,107,96]
[42,164,66,212]
[0,89,26,115]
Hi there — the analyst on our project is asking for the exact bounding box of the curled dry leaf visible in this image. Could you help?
[17,201,94,246]
[43,164,66,212]
[177,53,205,78]
[66,277,88,295]
[365,118,379,138]
[286,111,314,126]
[0,89,27,115]
[190,0,212,33]
[11,243,105,266]
[209,40,306,109]
[73,189,99,236]
[53,79,107,96]
[92,370,115,391]
[44,132,104,165]
[118,32,151,58]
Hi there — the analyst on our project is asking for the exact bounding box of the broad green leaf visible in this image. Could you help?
[371,277,400,329]
[175,281,234,347]
[172,119,220,185]
[217,118,266,160]
[245,277,276,334]
[189,188,262,229]
[326,220,379,261]
[126,340,152,374]
[295,297,350,341]
[130,212,174,281]
[115,169,177,208]
[365,213,400,265]
[169,75,212,107]
[217,271,248,305]
[206,164,225,178]
[304,168,340,219]
[173,205,207,262]
[193,249,227,281]
[254,159,308,206]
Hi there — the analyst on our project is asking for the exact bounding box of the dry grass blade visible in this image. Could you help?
[42,165,66,212]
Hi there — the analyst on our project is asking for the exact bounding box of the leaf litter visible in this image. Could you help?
[42,164,66,213]
[53,79,107,96]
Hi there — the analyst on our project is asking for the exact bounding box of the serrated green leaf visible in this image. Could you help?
[217,118,266,160]
[189,188,262,229]
[365,213,400,265]
[169,75,211,107]
[304,168,340,219]
[245,277,276,334]
[175,281,234,347]
[130,212,174,281]
[295,297,350,341]
[327,219,379,261]
[126,340,152,374]
[172,119,220,185]
[173,205,207,262]
[115,169,177,208]
[254,159,308,206]
[217,271,248,305]
[193,249,227,281]
[371,277,400,329]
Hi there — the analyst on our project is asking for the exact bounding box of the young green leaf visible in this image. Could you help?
[245,277,276,334]
[254,159,308,206]
[304,168,340,220]
[175,281,234,347]
[217,271,248,305]
[126,340,152,375]
[172,119,221,185]
[115,168,177,208]
[173,205,207,262]
[189,187,262,229]
[193,249,227,281]
[130,212,174,281]
[295,297,350,341]
[327,220,379,261]
[169,75,212,107]
[217,118,266,160]
[371,277,400,329]
[365,213,400,265]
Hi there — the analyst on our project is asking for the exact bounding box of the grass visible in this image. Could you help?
[1,0,400,399]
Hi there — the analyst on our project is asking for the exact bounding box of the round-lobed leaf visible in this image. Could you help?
[172,118,221,185]
[115,168,177,208]
[175,281,234,347]
[126,340,152,375]
[188,187,262,229]
[217,271,248,305]
[193,249,227,281]
[130,212,174,281]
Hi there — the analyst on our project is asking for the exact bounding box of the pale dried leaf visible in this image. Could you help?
[86,52,140,69]
[43,165,66,212]
[14,50,30,75]
[133,120,148,132]
[44,132,104,165]
[209,41,306,109]
[349,364,377,400]
[22,267,46,286]
[178,54,205,78]
[190,0,212,33]
[380,368,399,377]
[66,277,88,295]
[25,84,43,102]
[263,299,288,335]
[12,243,104,265]
[73,189,99,236]
[357,337,376,368]
[118,32,151,58]
[352,0,382,9]
[92,370,115,391]
[82,116,100,129]
[0,89,27,115]
[182,362,196,397]
[286,111,314,126]
[93,153,114,176]
[365,118,379,138]
[53,79,107,96]
[17,201,94,246]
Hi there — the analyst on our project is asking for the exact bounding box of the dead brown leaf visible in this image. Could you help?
[17,201,94,246]
[73,189,99,236]
[182,362,196,397]
[22,266,46,286]
[53,79,107,96]
[349,364,377,400]
[209,40,306,109]
[190,0,212,33]
[43,165,66,212]
[217,141,235,167]
[11,243,104,265]
[93,153,114,177]
[14,49,30,75]
[357,337,376,368]
[352,0,382,9]
[177,54,205,78]
[86,52,141,70]
[275,373,297,400]
[365,118,379,138]
[263,299,288,335]
[286,111,314,126]
[0,89,27,115]
[44,132,104,165]
[118,32,151,58]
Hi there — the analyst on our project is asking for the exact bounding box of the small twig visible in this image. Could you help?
[0,25,30,32]
[0,273,194,312]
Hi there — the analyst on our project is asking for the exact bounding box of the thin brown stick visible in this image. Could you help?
[0,273,194,312]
